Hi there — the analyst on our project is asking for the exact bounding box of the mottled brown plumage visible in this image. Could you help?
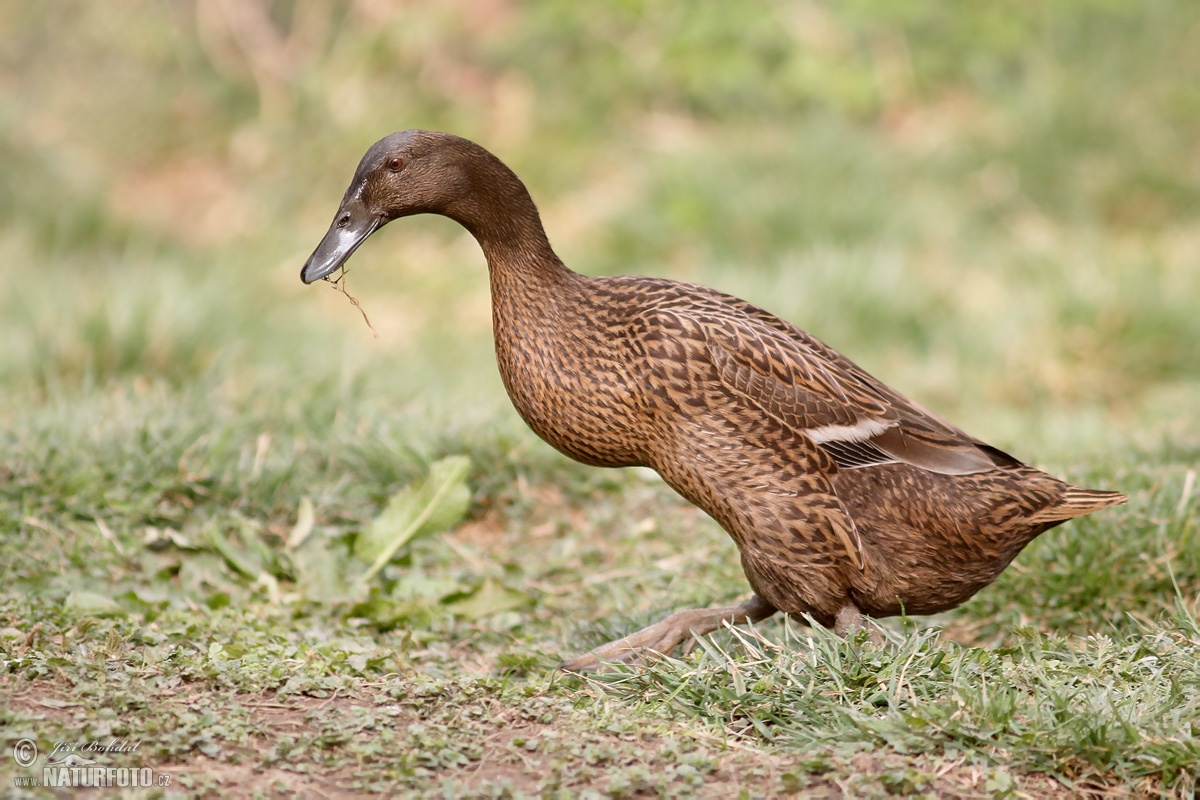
[301,130,1126,669]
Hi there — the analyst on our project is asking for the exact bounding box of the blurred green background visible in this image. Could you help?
[3,0,1197,458]
[1,0,1197,509]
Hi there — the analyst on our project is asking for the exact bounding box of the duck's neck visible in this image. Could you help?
[441,148,574,300]
[476,216,572,303]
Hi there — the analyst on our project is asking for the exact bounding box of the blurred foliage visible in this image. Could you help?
[3,1,1198,245]
[0,0,1197,436]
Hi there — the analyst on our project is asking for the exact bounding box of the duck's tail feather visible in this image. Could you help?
[1029,486,1127,524]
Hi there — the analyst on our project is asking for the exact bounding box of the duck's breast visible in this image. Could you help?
[492,289,650,468]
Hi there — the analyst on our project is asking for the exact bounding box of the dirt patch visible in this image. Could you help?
[1,675,1097,798]
[3,679,375,798]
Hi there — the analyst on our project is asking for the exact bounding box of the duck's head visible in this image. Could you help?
[301,130,482,284]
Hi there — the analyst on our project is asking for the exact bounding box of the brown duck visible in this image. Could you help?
[301,130,1126,669]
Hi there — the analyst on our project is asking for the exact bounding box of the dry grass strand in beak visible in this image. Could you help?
[325,267,378,338]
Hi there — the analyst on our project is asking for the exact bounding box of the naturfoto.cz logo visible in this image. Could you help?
[11,737,173,789]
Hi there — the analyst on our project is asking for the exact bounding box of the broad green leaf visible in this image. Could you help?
[443,578,533,621]
[64,590,127,618]
[292,533,353,604]
[353,455,472,586]
[392,569,461,602]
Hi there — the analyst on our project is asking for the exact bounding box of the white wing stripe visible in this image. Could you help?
[805,417,892,444]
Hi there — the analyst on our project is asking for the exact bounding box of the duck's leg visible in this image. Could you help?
[560,595,777,671]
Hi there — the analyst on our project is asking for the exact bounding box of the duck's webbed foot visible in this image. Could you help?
[560,595,777,672]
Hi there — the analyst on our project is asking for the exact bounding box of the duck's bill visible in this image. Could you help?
[300,199,383,284]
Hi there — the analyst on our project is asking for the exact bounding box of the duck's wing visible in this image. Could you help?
[651,301,1017,476]
[637,308,867,573]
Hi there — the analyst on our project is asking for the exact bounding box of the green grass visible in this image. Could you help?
[2,1,1199,797]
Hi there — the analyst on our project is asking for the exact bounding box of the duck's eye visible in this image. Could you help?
[387,157,404,172]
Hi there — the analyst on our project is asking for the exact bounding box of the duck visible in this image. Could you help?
[300,130,1126,670]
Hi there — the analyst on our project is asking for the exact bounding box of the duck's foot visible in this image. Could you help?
[560,595,777,672]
